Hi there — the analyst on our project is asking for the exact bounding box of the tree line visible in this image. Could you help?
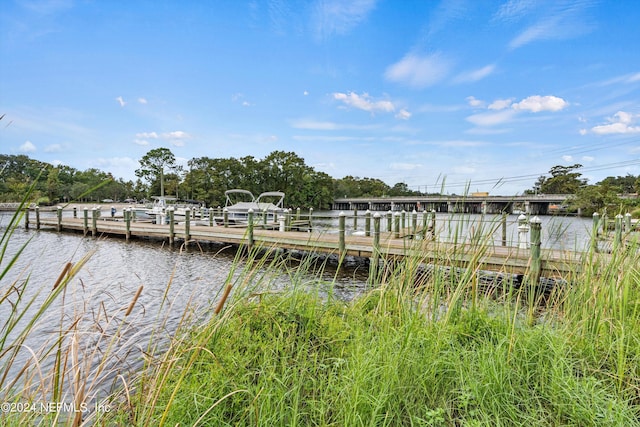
[2,151,638,215]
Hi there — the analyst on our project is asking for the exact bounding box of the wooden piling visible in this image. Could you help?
[614,214,623,251]
[91,208,97,237]
[365,210,371,237]
[353,208,358,230]
[394,212,400,239]
[168,208,175,245]
[56,206,62,232]
[185,208,191,245]
[24,206,29,230]
[386,210,392,232]
[528,216,542,286]
[591,212,600,252]
[501,213,507,246]
[83,207,88,236]
[338,212,346,260]
[411,210,417,235]
[247,209,254,249]
[223,208,229,228]
[35,206,40,230]
[125,208,131,241]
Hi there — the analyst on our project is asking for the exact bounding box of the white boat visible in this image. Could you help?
[134,196,206,224]
[216,189,285,225]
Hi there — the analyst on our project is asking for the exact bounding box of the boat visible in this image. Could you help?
[216,189,285,225]
[134,196,206,224]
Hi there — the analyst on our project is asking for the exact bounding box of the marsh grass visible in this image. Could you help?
[102,217,639,426]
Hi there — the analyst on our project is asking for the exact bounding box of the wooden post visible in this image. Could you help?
[185,208,191,246]
[625,212,632,232]
[353,207,358,231]
[614,214,623,251]
[372,213,381,280]
[394,212,400,239]
[56,206,62,232]
[168,208,175,245]
[296,207,301,221]
[431,210,436,241]
[365,210,371,237]
[91,208,97,237]
[83,207,88,236]
[411,210,417,235]
[339,212,346,260]
[247,209,254,249]
[529,216,542,286]
[125,208,131,241]
[263,208,268,227]
[308,208,313,231]
[518,214,529,249]
[209,207,214,227]
[386,210,392,232]
[501,213,507,247]
[223,208,229,228]
[24,206,29,230]
[35,206,40,230]
[401,210,406,231]
[421,210,428,239]
[591,212,600,253]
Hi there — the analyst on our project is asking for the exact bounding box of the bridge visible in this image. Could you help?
[332,194,572,216]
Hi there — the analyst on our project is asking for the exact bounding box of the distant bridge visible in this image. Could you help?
[332,194,572,215]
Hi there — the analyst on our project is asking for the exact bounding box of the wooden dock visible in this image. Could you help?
[29,212,597,282]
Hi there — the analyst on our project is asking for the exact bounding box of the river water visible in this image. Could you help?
[0,210,594,411]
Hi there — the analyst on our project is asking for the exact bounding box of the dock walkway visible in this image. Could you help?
[32,214,595,281]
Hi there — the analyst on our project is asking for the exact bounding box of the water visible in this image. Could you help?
[0,210,594,412]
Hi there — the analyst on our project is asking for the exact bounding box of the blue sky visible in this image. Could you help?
[1,0,639,195]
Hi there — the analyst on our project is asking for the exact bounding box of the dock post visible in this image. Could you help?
[517,214,529,249]
[209,207,214,227]
[528,216,542,286]
[308,208,313,231]
[365,210,371,237]
[83,207,88,236]
[501,213,507,246]
[591,212,600,252]
[125,208,131,241]
[56,206,62,232]
[411,210,417,236]
[386,210,392,232]
[185,208,191,246]
[35,206,40,230]
[353,208,358,231]
[421,211,428,239]
[431,210,436,240]
[247,209,254,250]
[263,208,268,227]
[73,207,77,218]
[394,212,400,239]
[338,212,346,260]
[24,206,29,230]
[371,213,381,280]
[168,208,175,245]
[223,208,229,228]
[296,207,301,221]
[614,214,623,251]
[91,208,97,237]
[401,210,406,231]
[625,212,632,232]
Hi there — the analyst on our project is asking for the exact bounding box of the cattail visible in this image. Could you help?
[125,285,144,316]
[52,262,72,290]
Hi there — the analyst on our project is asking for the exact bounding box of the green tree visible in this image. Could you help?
[135,148,177,197]
[534,164,587,194]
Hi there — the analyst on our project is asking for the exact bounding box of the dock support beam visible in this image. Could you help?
[83,207,88,236]
[247,209,254,250]
[125,208,131,241]
[35,206,40,230]
[339,212,346,261]
[528,216,542,286]
[591,212,600,252]
[365,210,371,237]
[168,208,175,245]
[371,213,381,282]
[386,211,392,232]
[501,213,507,246]
[394,212,400,239]
[24,207,29,230]
[91,208,97,237]
[185,208,191,246]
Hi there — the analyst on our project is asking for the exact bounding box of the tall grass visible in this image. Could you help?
[99,220,639,426]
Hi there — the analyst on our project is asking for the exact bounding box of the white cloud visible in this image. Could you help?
[136,131,158,139]
[512,95,568,112]
[562,155,573,162]
[163,131,191,140]
[488,98,513,110]
[390,162,422,171]
[466,96,485,108]
[453,64,496,83]
[466,110,516,127]
[303,90,309,96]
[333,92,395,113]
[44,143,63,152]
[19,140,37,152]
[312,0,377,41]
[384,53,451,88]
[116,96,126,107]
[138,97,148,104]
[395,109,412,120]
[590,111,640,135]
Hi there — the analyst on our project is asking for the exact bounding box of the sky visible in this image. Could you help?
[1,0,639,195]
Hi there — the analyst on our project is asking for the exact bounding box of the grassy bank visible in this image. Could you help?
[2,204,639,426]
[104,237,639,426]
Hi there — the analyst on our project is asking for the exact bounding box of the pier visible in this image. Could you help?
[22,205,637,286]
[332,194,572,215]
